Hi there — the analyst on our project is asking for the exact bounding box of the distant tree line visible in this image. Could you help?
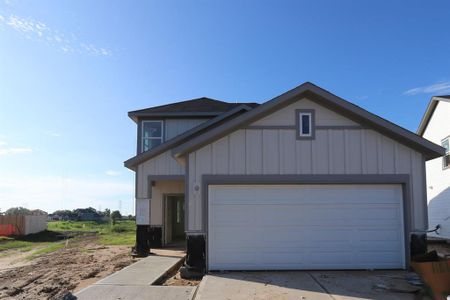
[0,207,47,215]
[1,207,135,222]
[49,207,134,222]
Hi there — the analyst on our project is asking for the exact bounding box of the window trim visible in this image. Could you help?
[442,136,450,170]
[295,109,315,140]
[141,120,164,153]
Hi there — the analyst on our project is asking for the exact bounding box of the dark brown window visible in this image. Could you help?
[442,138,449,169]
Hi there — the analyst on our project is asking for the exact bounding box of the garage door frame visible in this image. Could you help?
[202,174,411,271]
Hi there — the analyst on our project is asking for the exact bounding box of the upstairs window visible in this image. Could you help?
[142,120,163,152]
[443,137,450,169]
[296,109,315,140]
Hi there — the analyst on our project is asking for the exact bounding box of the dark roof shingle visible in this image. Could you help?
[128,97,258,121]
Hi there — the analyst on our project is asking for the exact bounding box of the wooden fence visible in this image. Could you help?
[0,215,47,236]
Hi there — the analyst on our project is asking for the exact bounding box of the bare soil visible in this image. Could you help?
[161,270,202,286]
[149,248,201,287]
[0,234,137,300]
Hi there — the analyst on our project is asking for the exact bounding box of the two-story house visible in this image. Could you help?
[418,95,450,239]
[125,82,444,274]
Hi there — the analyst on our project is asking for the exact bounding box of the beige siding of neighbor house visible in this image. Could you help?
[164,119,208,140]
[187,97,427,233]
[0,215,47,235]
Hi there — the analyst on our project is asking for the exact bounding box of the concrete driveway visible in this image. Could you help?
[194,270,426,300]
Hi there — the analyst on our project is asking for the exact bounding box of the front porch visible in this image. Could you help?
[135,178,186,255]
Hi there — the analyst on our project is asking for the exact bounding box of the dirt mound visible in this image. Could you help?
[0,237,136,300]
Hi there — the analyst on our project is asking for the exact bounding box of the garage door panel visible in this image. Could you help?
[355,229,402,241]
[208,184,405,270]
[309,251,354,265]
[211,251,258,265]
[359,251,402,265]
[209,229,260,247]
[261,252,307,264]
[210,206,256,225]
[261,228,309,242]
[355,206,401,220]
[259,207,312,225]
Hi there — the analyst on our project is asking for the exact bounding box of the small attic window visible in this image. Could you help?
[296,109,315,140]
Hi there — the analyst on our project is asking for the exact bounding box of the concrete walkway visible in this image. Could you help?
[95,255,181,286]
[195,270,422,300]
[75,254,196,300]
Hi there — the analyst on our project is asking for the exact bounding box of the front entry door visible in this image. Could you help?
[166,195,185,242]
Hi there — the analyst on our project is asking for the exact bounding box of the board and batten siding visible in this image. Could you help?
[136,150,185,199]
[164,119,208,140]
[187,98,427,233]
[135,150,184,226]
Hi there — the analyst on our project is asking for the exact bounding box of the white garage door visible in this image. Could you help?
[208,184,405,270]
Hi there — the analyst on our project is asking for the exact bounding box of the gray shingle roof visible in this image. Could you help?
[128,97,259,121]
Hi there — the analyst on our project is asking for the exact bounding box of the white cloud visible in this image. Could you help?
[0,175,133,214]
[0,147,32,156]
[44,131,61,137]
[105,170,121,176]
[403,81,450,96]
[0,137,33,156]
[0,14,112,57]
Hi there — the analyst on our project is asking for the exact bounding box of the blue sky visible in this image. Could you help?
[1,1,450,214]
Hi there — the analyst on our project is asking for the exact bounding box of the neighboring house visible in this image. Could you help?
[417,95,450,239]
[48,214,61,221]
[125,82,444,273]
[74,208,105,222]
[77,212,102,221]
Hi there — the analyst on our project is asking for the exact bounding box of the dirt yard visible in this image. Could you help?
[162,270,202,287]
[0,233,138,300]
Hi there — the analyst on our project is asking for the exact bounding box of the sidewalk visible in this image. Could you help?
[75,252,196,300]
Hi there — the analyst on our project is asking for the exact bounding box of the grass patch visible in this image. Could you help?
[48,220,136,246]
[0,240,33,251]
[100,232,135,246]
[0,231,67,253]
[47,220,109,232]
[26,242,65,260]
[0,220,136,257]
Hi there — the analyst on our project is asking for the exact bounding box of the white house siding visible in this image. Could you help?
[186,98,427,232]
[422,101,450,238]
[135,151,185,226]
[165,119,208,140]
[136,151,184,199]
